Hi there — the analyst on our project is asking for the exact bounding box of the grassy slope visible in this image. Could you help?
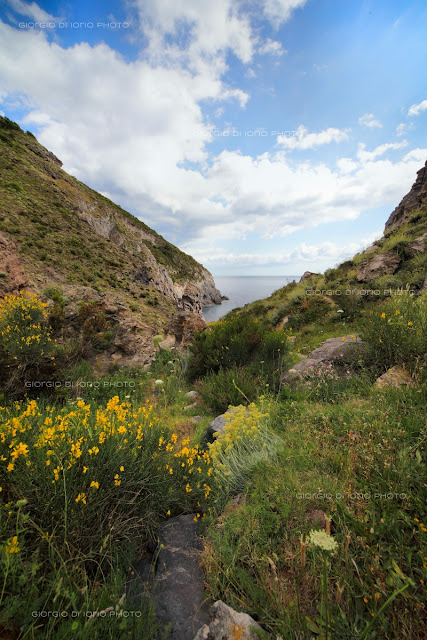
[0,117,207,330]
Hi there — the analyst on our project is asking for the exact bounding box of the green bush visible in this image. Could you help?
[196,365,260,414]
[360,290,427,377]
[188,316,290,383]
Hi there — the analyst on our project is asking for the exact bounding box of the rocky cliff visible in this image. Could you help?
[0,116,221,369]
[384,161,427,231]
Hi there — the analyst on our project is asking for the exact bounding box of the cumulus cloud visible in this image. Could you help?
[358,113,383,128]
[356,141,408,162]
[258,38,287,56]
[408,99,427,116]
[277,125,350,150]
[260,0,308,27]
[6,0,60,22]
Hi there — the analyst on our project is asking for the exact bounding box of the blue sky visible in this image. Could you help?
[0,0,426,276]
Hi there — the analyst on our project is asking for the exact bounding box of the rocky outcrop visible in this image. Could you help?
[374,366,415,389]
[281,334,364,385]
[193,601,262,640]
[405,232,427,258]
[356,251,401,282]
[0,232,29,296]
[385,160,427,231]
[161,311,206,349]
[300,271,319,282]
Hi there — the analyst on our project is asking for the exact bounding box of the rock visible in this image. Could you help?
[306,509,327,529]
[364,243,379,254]
[405,232,427,257]
[162,311,206,349]
[300,271,319,282]
[221,295,229,301]
[183,402,198,411]
[154,515,210,639]
[356,251,401,282]
[281,335,364,385]
[191,416,203,423]
[186,390,200,401]
[193,601,262,640]
[385,161,427,231]
[0,232,29,296]
[374,366,415,389]
[208,408,236,435]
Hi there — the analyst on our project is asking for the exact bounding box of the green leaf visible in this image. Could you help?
[305,616,321,633]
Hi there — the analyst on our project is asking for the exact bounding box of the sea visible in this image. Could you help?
[202,275,300,322]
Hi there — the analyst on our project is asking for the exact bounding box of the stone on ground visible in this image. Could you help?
[193,601,262,640]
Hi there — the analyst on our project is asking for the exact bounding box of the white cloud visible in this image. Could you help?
[408,99,427,116]
[313,63,328,71]
[277,125,350,150]
[258,38,287,56]
[358,113,383,128]
[6,0,60,22]
[261,0,308,27]
[132,0,255,64]
[356,141,408,162]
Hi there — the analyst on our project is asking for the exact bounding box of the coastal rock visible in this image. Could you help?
[385,161,427,231]
[193,601,262,640]
[281,335,364,385]
[374,366,415,389]
[300,271,319,282]
[356,251,401,282]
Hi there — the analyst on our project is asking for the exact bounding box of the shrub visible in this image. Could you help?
[188,315,291,384]
[208,402,281,495]
[0,291,57,393]
[0,396,213,637]
[360,290,427,377]
[196,365,260,414]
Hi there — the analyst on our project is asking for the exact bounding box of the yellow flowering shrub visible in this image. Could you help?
[0,291,56,392]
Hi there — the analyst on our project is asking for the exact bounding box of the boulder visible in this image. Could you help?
[186,390,201,401]
[374,366,415,389]
[405,232,427,257]
[208,408,237,435]
[193,601,262,640]
[281,335,364,385]
[356,251,401,282]
[300,271,319,282]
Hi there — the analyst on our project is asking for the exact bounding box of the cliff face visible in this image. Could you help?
[385,161,427,231]
[0,116,221,368]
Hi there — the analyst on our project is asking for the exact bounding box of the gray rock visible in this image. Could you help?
[208,408,236,434]
[186,390,200,401]
[281,334,364,385]
[184,402,198,411]
[193,601,262,640]
[405,232,427,257]
[356,251,401,282]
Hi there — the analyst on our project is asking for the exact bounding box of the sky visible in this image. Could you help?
[0,0,426,276]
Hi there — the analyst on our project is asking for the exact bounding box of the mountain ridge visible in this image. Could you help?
[0,116,222,369]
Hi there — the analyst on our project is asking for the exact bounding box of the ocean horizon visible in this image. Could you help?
[202,275,301,322]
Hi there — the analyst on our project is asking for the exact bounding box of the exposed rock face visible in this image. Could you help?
[356,251,401,283]
[162,311,206,349]
[405,232,427,258]
[0,232,29,296]
[300,271,319,282]
[374,366,415,389]
[281,335,364,385]
[193,601,262,640]
[385,160,427,231]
